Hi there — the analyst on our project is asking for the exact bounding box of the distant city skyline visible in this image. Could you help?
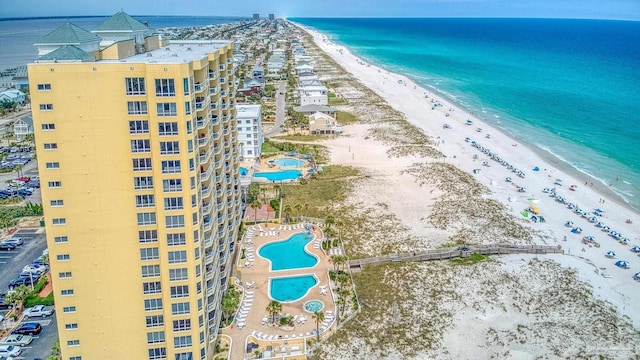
[2,0,639,21]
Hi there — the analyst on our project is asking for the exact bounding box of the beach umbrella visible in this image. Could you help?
[602,226,611,232]
[595,221,605,228]
[631,246,640,253]
[584,236,595,241]
[567,204,575,210]
[605,251,616,258]
[595,208,604,213]
[615,260,629,269]
[588,216,597,223]
[634,273,640,281]
[570,185,577,191]
[621,238,630,245]
[564,221,574,227]
[571,227,583,234]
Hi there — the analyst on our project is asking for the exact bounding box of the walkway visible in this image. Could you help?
[348,244,564,272]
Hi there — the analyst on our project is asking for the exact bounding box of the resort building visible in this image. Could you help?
[309,112,342,135]
[28,12,241,360]
[236,104,263,159]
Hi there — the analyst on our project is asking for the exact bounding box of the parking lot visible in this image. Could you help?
[1,230,58,359]
[0,158,41,205]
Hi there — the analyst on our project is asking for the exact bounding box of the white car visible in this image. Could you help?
[0,334,33,346]
[23,305,55,318]
[0,345,21,357]
[22,264,47,274]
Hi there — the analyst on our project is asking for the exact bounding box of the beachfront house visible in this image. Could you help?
[295,64,314,75]
[13,115,33,141]
[297,84,328,106]
[293,104,337,117]
[236,104,263,159]
[0,89,25,104]
[309,112,342,135]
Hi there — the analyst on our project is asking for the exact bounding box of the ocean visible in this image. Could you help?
[0,15,245,70]
[292,18,640,210]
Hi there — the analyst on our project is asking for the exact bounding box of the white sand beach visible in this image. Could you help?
[289,24,640,358]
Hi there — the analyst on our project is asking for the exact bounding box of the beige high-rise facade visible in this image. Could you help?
[28,12,241,360]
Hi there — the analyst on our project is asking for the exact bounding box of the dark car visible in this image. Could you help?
[0,296,11,311]
[0,243,16,251]
[8,276,36,289]
[12,322,42,335]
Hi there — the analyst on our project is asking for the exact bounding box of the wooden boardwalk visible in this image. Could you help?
[348,244,563,272]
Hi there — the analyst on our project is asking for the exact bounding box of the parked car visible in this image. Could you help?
[0,243,16,251]
[0,345,21,357]
[0,334,33,346]
[23,264,47,274]
[0,297,11,311]
[11,322,42,336]
[8,276,36,289]
[1,238,23,247]
[23,305,55,318]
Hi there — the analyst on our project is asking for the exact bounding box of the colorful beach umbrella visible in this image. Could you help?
[631,246,640,253]
[605,251,616,258]
[564,221,574,227]
[615,260,629,269]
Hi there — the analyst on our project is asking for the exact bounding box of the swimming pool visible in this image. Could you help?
[259,232,318,271]
[276,157,306,167]
[239,167,248,176]
[270,275,318,302]
[254,170,303,181]
[304,300,324,313]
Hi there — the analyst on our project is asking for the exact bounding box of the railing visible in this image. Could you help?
[194,82,207,93]
[211,116,220,126]
[197,117,209,130]
[200,165,213,182]
[198,132,212,146]
[208,72,216,79]
[199,150,211,165]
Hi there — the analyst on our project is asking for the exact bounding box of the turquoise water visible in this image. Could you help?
[270,275,318,302]
[259,232,317,271]
[292,18,640,210]
[254,170,303,181]
[304,300,324,312]
[276,157,306,167]
[239,167,248,176]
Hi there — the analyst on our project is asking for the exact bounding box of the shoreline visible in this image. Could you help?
[296,23,639,213]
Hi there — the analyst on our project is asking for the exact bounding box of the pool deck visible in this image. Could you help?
[223,223,336,360]
[259,155,313,174]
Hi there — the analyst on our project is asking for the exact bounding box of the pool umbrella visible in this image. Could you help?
[605,251,616,258]
[615,260,629,269]
[631,246,640,253]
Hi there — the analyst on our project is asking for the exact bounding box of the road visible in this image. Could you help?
[263,81,286,138]
[0,230,58,360]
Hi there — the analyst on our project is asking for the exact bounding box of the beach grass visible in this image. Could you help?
[450,253,490,265]
[336,111,358,125]
[272,134,335,142]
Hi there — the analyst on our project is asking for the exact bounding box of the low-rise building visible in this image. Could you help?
[309,112,342,135]
[0,89,25,104]
[13,115,33,141]
[298,84,328,106]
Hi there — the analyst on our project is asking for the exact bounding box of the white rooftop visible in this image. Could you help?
[236,104,261,118]
[101,40,230,64]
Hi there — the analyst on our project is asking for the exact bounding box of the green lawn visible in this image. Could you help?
[336,111,358,125]
[272,134,334,142]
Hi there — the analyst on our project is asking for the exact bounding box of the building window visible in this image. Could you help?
[48,181,61,188]
[187,140,193,153]
[146,315,164,328]
[63,306,76,313]
[131,139,151,153]
[54,236,68,243]
[183,78,189,95]
[57,254,70,261]
[137,212,156,226]
[127,101,148,115]
[143,281,162,295]
[46,162,60,169]
[174,336,192,349]
[148,347,167,360]
[161,160,181,174]
[50,199,64,207]
[167,233,186,246]
[171,302,190,315]
[142,265,161,278]
[43,143,57,150]
[157,103,177,116]
[139,230,158,243]
[195,265,200,278]
[173,319,191,332]
[52,218,66,225]
[186,120,192,134]
[61,289,74,296]
[67,339,80,346]
[164,197,184,211]
[37,83,52,91]
[41,123,55,130]
[133,158,153,172]
[176,352,193,360]
[170,285,189,299]
[125,78,146,95]
[155,79,175,97]
[39,104,53,111]
[59,271,72,279]
[185,101,191,115]
[192,212,198,226]
[129,120,149,134]
[165,215,185,228]
[135,194,155,208]
[168,250,187,264]
[162,179,182,192]
[160,141,180,155]
[147,331,166,344]
[188,158,195,171]
[134,176,154,189]
[194,247,199,261]
[65,323,78,329]
[70,356,82,360]
[158,122,179,135]
[144,298,163,311]
[169,268,188,281]
[140,247,160,261]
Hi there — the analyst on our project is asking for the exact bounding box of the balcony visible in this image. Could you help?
[199,150,211,165]
[211,102,218,110]
[210,87,217,95]
[201,184,213,200]
[194,82,207,93]
[203,216,213,233]
[224,152,231,161]
[200,167,213,184]
[208,72,216,79]
[196,117,209,130]
[211,115,220,126]
[202,200,213,214]
[198,132,212,147]
[195,97,210,110]
[204,233,214,248]
[205,251,214,264]
[215,160,223,171]
[221,103,227,110]
[220,90,226,97]
[217,228,225,239]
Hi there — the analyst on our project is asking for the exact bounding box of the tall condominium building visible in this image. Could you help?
[268,14,275,21]
[235,105,263,160]
[28,12,241,360]
[253,13,260,20]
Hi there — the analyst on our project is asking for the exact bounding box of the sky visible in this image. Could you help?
[1,0,639,21]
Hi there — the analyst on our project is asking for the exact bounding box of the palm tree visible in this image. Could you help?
[312,310,325,341]
[324,215,336,231]
[266,300,282,325]
[294,203,302,220]
[338,289,350,319]
[4,285,30,314]
[336,273,349,292]
[250,199,262,222]
[14,164,23,178]
[283,204,292,223]
[331,255,347,272]
[260,187,268,204]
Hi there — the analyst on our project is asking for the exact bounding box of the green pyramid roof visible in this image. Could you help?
[38,45,94,62]
[35,22,101,45]
[93,11,150,32]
